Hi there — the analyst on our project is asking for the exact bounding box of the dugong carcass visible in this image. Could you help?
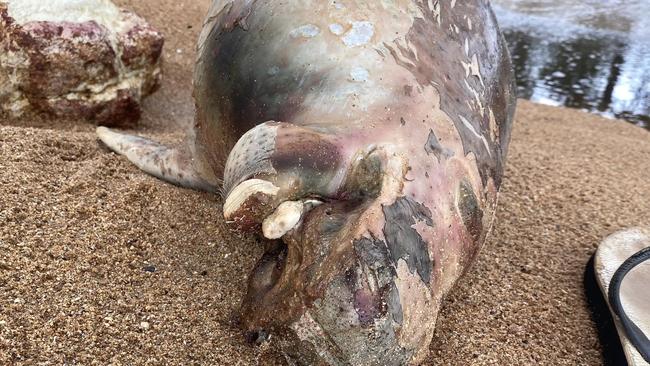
[98,0,516,364]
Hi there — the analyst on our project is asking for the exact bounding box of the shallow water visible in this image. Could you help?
[492,0,650,129]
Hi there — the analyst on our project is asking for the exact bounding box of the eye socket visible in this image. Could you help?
[344,153,383,199]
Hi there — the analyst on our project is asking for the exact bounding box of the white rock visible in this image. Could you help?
[0,0,164,126]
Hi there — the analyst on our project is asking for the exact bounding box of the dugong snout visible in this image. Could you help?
[224,124,445,364]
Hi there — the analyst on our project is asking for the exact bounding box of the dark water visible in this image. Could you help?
[492,1,650,130]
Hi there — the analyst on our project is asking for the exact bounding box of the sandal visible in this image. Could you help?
[594,228,650,365]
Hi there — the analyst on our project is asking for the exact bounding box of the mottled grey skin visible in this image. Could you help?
[185,0,517,364]
[192,1,514,364]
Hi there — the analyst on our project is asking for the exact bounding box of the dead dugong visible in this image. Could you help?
[97,0,516,364]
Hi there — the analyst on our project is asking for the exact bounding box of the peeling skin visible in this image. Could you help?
[424,128,454,162]
[462,53,485,87]
[328,23,344,35]
[382,197,434,284]
[290,24,320,38]
[342,21,374,47]
[182,0,516,364]
[349,66,369,82]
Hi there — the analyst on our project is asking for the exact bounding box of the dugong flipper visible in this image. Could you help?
[96,126,217,192]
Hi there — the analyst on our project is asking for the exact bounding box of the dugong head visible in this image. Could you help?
[222,121,490,365]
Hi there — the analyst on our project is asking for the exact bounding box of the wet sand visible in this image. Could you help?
[1,1,649,364]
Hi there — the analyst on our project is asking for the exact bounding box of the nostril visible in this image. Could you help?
[244,329,270,345]
[248,240,288,293]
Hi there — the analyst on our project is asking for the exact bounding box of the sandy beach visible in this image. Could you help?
[1,1,649,364]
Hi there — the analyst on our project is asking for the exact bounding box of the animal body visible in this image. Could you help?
[98,0,516,364]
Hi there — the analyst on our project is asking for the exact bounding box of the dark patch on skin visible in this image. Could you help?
[424,128,453,162]
[351,282,401,327]
[319,209,348,238]
[193,3,335,177]
[353,288,384,327]
[386,0,516,188]
[354,237,396,288]
[383,282,403,324]
[458,180,483,242]
[400,117,406,126]
[382,197,433,284]
[350,237,404,327]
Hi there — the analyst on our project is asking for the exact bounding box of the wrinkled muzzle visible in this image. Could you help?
[223,122,438,365]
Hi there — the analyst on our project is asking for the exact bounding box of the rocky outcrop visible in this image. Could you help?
[0,0,164,127]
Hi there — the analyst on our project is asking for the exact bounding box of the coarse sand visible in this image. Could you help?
[1,1,649,364]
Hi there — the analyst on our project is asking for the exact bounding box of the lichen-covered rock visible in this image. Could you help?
[0,0,163,127]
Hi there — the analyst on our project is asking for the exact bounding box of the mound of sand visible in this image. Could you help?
[1,0,649,364]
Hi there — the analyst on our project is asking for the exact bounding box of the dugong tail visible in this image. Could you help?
[96,127,217,192]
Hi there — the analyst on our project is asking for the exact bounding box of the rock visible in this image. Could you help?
[0,0,164,127]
